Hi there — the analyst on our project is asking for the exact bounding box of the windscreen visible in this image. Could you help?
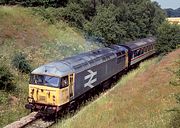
[30,74,60,87]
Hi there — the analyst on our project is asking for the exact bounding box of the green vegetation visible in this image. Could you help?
[12,52,32,74]
[0,65,15,91]
[1,0,166,44]
[84,1,165,44]
[0,6,99,127]
[156,22,180,54]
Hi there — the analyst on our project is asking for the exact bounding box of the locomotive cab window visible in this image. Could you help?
[116,51,122,57]
[30,74,60,87]
[45,76,60,87]
[60,76,69,88]
[30,74,44,85]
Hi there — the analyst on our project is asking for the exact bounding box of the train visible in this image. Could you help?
[25,37,156,115]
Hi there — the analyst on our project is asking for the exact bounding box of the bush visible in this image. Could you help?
[60,3,86,28]
[84,1,165,45]
[84,4,125,44]
[12,52,32,74]
[156,22,180,54]
[31,7,57,24]
[0,66,15,91]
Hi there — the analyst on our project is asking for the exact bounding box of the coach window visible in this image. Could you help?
[140,48,144,54]
[146,47,148,52]
[145,46,147,52]
[150,45,152,50]
[134,50,138,58]
[137,49,140,56]
[144,47,147,52]
[61,76,68,88]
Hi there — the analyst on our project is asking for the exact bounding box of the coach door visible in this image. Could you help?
[68,73,75,100]
[125,51,128,67]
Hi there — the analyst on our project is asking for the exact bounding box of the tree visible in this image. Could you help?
[156,22,180,54]
[61,3,85,28]
[0,66,15,91]
[84,0,165,44]
[85,5,127,44]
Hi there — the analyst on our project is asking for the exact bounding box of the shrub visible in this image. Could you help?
[61,3,86,28]
[12,52,32,74]
[31,7,57,24]
[0,65,15,91]
[156,22,180,54]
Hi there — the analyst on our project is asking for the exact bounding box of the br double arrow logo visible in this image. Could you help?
[84,70,97,88]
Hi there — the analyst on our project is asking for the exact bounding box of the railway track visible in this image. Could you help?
[23,118,55,128]
[4,112,55,128]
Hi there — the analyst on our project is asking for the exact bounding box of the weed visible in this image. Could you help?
[0,65,15,91]
[12,52,32,74]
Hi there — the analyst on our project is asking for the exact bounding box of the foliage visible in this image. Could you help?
[0,65,15,91]
[0,0,165,45]
[31,4,85,28]
[0,0,68,7]
[31,7,57,24]
[84,4,124,44]
[156,22,180,54]
[60,3,85,28]
[12,52,32,74]
[0,93,8,104]
[84,1,165,44]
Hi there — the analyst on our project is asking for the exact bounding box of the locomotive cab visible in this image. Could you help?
[25,73,74,113]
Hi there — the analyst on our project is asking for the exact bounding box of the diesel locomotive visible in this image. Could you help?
[25,37,156,114]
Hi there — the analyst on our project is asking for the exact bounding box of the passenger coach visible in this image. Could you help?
[120,37,156,66]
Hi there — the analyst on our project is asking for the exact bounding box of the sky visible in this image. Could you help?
[152,0,180,9]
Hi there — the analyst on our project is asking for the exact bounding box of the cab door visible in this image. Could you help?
[60,76,69,105]
[69,73,75,100]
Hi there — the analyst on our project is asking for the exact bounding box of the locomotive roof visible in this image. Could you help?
[121,37,156,50]
[32,47,127,77]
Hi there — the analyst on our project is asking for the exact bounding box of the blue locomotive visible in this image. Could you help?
[25,37,156,114]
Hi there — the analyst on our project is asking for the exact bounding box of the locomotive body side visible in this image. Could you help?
[73,46,128,99]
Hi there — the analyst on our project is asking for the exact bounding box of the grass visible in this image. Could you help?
[0,6,100,127]
[53,48,180,128]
